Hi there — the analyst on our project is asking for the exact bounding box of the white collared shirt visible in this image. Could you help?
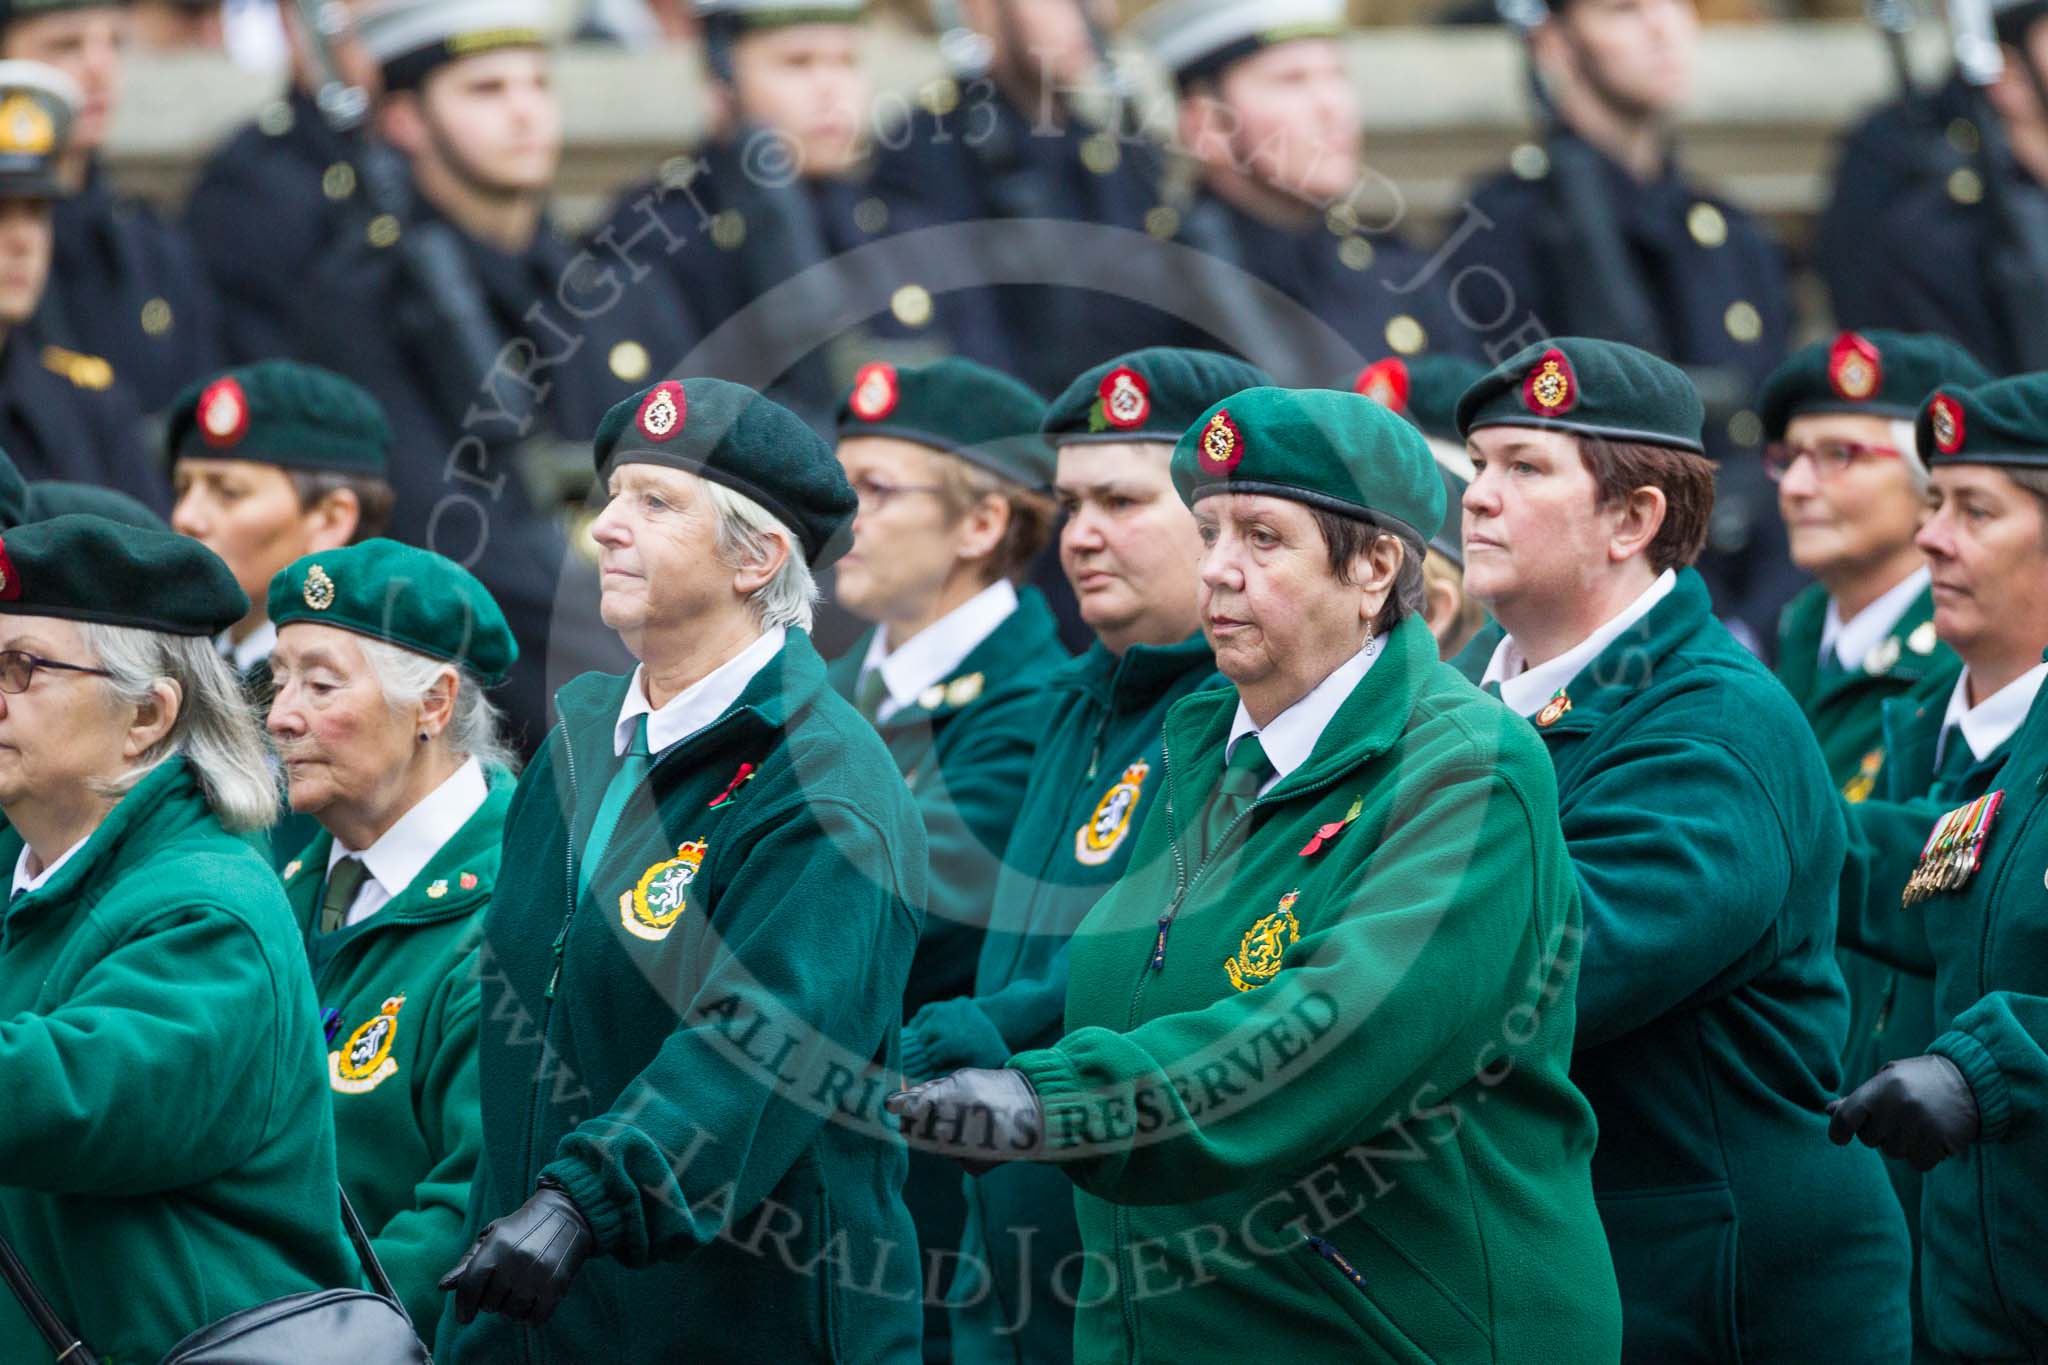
[858,580,1018,723]
[1224,636,1383,796]
[1937,662,2048,766]
[11,835,89,900]
[1484,570,1677,719]
[327,757,490,926]
[615,626,787,758]
[219,618,277,675]
[1820,567,1930,674]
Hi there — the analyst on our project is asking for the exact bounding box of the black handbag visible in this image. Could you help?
[0,1186,433,1365]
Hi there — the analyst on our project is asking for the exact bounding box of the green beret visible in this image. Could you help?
[1456,337,1705,455]
[1171,386,1445,543]
[268,539,517,687]
[593,377,857,569]
[1350,354,1487,445]
[0,514,245,636]
[1917,373,2048,470]
[23,481,164,530]
[1044,347,1272,447]
[1757,330,1991,441]
[166,361,392,477]
[836,358,1052,491]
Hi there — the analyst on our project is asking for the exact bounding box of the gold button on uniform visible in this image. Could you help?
[920,79,960,117]
[1948,168,1984,205]
[367,214,401,249]
[1727,409,1763,448]
[1080,132,1119,175]
[1325,202,1359,236]
[1338,236,1374,271]
[711,210,747,251]
[891,284,934,328]
[1946,118,1981,156]
[139,297,172,337]
[257,100,294,137]
[322,162,356,201]
[1385,315,1427,355]
[1144,205,1179,239]
[853,196,888,235]
[1686,202,1727,249]
[1724,300,1762,344]
[609,341,650,383]
[1509,142,1550,181]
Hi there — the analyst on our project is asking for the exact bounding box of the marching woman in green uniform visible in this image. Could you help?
[1455,338,1912,1363]
[437,378,927,1363]
[899,347,1260,1364]
[827,356,1066,1360]
[264,538,521,1331]
[894,387,1623,1364]
[0,515,354,1361]
[1831,374,2048,1362]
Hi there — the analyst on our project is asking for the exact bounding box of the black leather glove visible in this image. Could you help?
[1827,1055,1981,1172]
[438,1181,595,1325]
[885,1067,1045,1176]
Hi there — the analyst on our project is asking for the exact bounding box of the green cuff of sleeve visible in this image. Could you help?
[1006,1046,1092,1154]
[540,1159,624,1257]
[903,997,1013,1083]
[899,1020,942,1085]
[1930,1029,2011,1143]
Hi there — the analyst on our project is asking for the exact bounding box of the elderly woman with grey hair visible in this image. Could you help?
[262,538,521,1333]
[0,515,353,1363]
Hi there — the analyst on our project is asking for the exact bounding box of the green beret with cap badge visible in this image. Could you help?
[165,361,391,477]
[1455,336,1706,455]
[592,376,859,569]
[1757,329,1990,442]
[1171,385,1445,543]
[0,514,247,635]
[836,357,1053,491]
[268,538,517,687]
[1045,347,1272,447]
[1918,373,2048,470]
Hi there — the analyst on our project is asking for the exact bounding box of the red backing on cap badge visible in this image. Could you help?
[636,382,686,442]
[849,363,900,422]
[1098,367,1151,429]
[1199,408,1243,474]
[1522,349,1577,416]
[0,535,21,601]
[1353,358,1411,416]
[198,376,250,449]
[1828,331,1882,401]
[1929,393,1965,455]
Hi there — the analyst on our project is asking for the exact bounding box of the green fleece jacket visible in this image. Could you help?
[1008,617,1622,1365]
[1775,579,1952,796]
[1511,568,1911,1364]
[1891,659,2048,1360]
[0,758,354,1364]
[281,767,511,1331]
[436,631,928,1365]
[903,632,1220,1365]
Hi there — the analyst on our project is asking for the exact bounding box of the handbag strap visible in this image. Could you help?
[336,1185,412,1331]
[0,1227,99,1365]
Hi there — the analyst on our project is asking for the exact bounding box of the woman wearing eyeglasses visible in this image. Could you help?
[0,516,354,1363]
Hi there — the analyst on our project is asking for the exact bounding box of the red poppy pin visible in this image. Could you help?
[1928,393,1965,455]
[849,363,900,422]
[1828,331,1882,401]
[0,534,20,601]
[198,376,250,448]
[1198,408,1243,474]
[1521,348,1577,417]
[1299,795,1364,857]
[636,381,686,442]
[1353,358,1411,416]
[459,872,479,890]
[709,761,757,808]
[1094,366,1151,431]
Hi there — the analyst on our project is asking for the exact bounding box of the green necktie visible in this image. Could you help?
[319,856,368,935]
[1202,735,1273,859]
[581,715,653,898]
[1931,729,1976,797]
[854,668,888,724]
[1817,643,1851,681]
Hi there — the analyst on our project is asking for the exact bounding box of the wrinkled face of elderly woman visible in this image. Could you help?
[268,622,439,819]
[0,615,161,811]
[1193,493,1402,722]
[588,462,784,657]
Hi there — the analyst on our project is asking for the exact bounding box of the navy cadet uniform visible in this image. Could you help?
[1441,9,1798,651]
[184,85,360,364]
[867,11,1180,399]
[1129,0,1473,384]
[289,0,689,753]
[2,0,225,410]
[0,60,160,508]
[584,0,1013,435]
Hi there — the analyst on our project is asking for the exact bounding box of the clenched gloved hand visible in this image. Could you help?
[885,1067,1045,1176]
[1827,1055,1980,1172]
[439,1180,595,1325]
